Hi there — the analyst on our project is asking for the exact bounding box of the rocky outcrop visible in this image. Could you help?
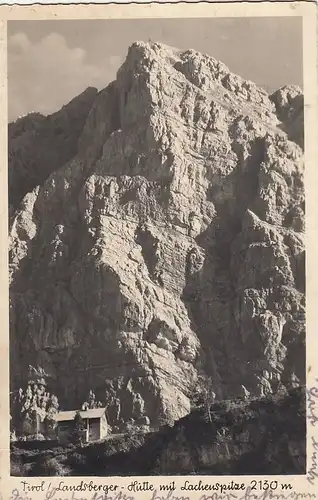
[10,366,59,438]
[270,85,304,148]
[9,42,305,430]
[153,386,306,475]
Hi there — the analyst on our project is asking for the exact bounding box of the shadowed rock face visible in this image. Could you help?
[9,42,305,430]
[8,87,99,210]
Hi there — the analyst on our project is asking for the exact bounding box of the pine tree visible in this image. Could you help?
[81,389,103,410]
[194,374,216,423]
[71,411,86,446]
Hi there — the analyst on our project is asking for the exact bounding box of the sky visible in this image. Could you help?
[8,17,303,122]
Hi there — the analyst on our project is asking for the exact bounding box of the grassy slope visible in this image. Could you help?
[11,386,306,476]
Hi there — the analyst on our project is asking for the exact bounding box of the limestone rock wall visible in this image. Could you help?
[9,42,305,430]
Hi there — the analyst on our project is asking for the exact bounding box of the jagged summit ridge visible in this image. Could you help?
[9,42,304,431]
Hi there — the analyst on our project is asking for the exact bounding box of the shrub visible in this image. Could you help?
[11,455,27,476]
[31,455,71,476]
[66,452,88,474]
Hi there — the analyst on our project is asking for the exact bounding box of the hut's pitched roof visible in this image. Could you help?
[56,408,106,422]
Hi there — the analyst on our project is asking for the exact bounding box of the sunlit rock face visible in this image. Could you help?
[9,42,305,430]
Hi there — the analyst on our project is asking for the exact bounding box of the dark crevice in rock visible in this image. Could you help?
[134,224,163,285]
[183,134,267,398]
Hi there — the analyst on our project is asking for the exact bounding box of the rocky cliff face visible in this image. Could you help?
[9,42,305,430]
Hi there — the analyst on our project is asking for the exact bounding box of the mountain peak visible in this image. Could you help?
[9,42,304,435]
